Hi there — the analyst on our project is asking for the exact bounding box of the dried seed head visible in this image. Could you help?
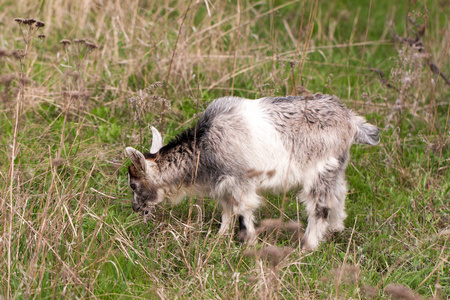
[85,41,99,50]
[74,38,86,45]
[395,99,402,111]
[23,18,37,25]
[60,39,71,46]
[35,21,45,28]
[0,49,9,58]
[38,34,46,39]
[11,49,24,60]
[14,18,24,24]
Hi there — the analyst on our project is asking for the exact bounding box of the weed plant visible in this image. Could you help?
[0,0,448,299]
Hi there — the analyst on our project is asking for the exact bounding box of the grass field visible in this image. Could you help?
[1,0,449,298]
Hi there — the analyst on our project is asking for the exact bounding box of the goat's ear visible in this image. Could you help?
[150,126,163,154]
[126,147,147,174]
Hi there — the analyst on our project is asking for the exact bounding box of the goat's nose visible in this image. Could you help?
[132,202,141,212]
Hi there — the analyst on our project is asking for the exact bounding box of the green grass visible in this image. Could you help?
[1,0,449,298]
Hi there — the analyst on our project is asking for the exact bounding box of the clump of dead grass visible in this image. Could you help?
[362,284,380,299]
[385,283,423,300]
[257,218,304,243]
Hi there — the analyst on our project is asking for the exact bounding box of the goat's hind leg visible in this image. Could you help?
[301,196,330,250]
[301,161,341,250]
[328,172,348,233]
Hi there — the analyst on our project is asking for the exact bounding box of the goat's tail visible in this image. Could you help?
[352,114,380,146]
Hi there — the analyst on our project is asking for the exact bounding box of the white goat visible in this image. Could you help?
[125,94,379,250]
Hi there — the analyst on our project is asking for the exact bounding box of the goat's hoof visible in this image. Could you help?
[300,236,318,252]
[237,229,248,242]
[238,230,257,245]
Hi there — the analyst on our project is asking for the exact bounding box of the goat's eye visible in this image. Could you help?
[130,183,137,190]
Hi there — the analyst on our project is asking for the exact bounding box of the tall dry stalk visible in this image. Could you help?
[3,17,45,299]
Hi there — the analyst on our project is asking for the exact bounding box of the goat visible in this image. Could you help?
[125,94,379,250]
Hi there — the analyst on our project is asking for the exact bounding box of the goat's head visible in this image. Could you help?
[125,127,164,212]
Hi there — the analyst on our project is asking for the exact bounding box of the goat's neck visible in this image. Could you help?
[155,144,198,189]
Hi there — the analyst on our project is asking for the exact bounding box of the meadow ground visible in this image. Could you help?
[0,0,449,298]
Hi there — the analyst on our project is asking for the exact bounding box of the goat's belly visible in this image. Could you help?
[256,177,302,195]
[249,161,303,194]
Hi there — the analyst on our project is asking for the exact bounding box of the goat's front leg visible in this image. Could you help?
[218,200,257,244]
[235,193,261,245]
[237,212,256,244]
[218,198,233,236]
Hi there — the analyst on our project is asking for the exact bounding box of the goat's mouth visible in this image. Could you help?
[142,205,155,214]
[132,202,156,212]
[132,198,160,212]
[132,202,156,221]
[132,202,144,212]
[141,205,156,222]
